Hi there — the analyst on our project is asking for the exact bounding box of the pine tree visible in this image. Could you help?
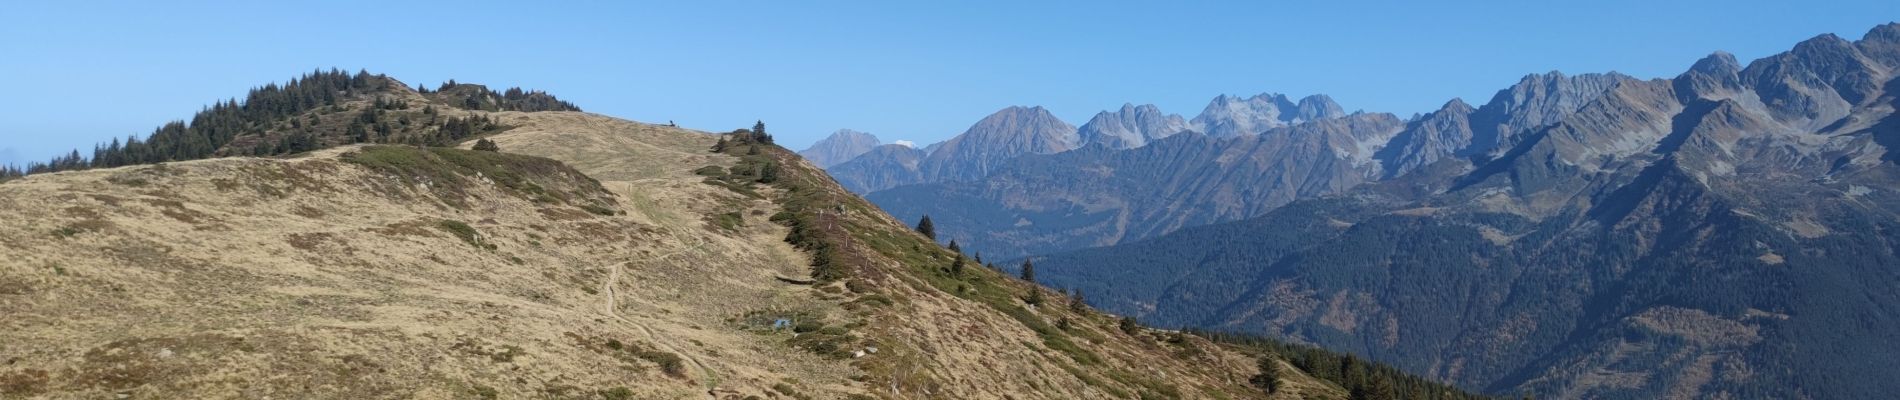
[950,254,966,276]
[348,121,370,143]
[947,239,960,254]
[1119,315,1139,334]
[747,144,760,155]
[757,162,779,183]
[1363,377,1397,400]
[473,138,500,152]
[916,215,936,239]
[712,136,729,152]
[752,120,772,144]
[1025,287,1044,306]
[1020,259,1035,282]
[1069,289,1088,313]
[1252,355,1283,394]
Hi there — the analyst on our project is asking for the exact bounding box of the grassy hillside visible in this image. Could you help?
[0,70,1490,399]
[0,109,1351,399]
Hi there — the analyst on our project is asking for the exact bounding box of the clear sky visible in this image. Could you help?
[2,1,1896,166]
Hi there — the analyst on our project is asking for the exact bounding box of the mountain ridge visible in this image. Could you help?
[1026,22,1900,400]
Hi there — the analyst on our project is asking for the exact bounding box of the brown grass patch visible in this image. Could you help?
[372,220,439,238]
[142,198,212,225]
[287,232,338,251]
[0,369,50,396]
[538,207,596,221]
[292,205,326,218]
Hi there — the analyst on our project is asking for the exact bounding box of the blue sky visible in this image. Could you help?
[1,1,1896,166]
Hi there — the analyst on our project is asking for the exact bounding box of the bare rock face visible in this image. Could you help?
[1857,22,1900,67]
[797,129,881,168]
[1467,71,1633,155]
[916,105,1078,183]
[1076,103,1192,149]
[1293,94,1348,122]
[1188,93,1345,138]
[1741,33,1891,131]
[1377,98,1477,177]
[870,112,1405,260]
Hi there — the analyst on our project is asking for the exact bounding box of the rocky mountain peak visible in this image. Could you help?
[1690,51,1743,75]
[1294,94,1347,122]
[1741,30,1888,129]
[1676,51,1746,101]
[1859,22,1900,66]
[1078,103,1192,149]
[917,105,1079,182]
[1467,71,1631,153]
[1190,92,1344,138]
[798,129,883,168]
[1440,97,1476,113]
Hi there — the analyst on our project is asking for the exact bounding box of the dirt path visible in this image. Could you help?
[599,236,721,399]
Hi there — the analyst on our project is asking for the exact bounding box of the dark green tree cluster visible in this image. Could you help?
[429,115,502,146]
[1189,329,1492,400]
[431,80,581,112]
[915,215,936,239]
[0,164,24,181]
[752,121,773,144]
[722,122,775,146]
[22,69,388,175]
[473,138,500,152]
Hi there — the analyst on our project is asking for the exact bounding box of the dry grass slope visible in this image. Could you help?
[0,110,1338,399]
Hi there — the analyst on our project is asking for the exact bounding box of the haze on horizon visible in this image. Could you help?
[1,0,1896,166]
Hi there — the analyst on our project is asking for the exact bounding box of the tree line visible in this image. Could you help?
[4,69,574,179]
[11,69,390,176]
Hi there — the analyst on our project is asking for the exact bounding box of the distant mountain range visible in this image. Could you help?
[796,128,881,168]
[813,22,1900,399]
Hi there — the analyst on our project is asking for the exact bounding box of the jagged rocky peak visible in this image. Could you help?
[1675,51,1746,101]
[799,129,883,168]
[1077,103,1192,149]
[1857,22,1900,66]
[1391,96,1481,166]
[1189,92,1346,138]
[1467,70,1632,153]
[1741,32,1889,129]
[1438,97,1476,114]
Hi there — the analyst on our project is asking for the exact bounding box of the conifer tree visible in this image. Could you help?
[916,215,936,239]
[947,239,960,254]
[1069,289,1088,313]
[1020,259,1035,282]
[1119,315,1139,335]
[950,253,966,276]
[757,162,779,183]
[473,138,500,152]
[752,120,773,144]
[1252,355,1283,394]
